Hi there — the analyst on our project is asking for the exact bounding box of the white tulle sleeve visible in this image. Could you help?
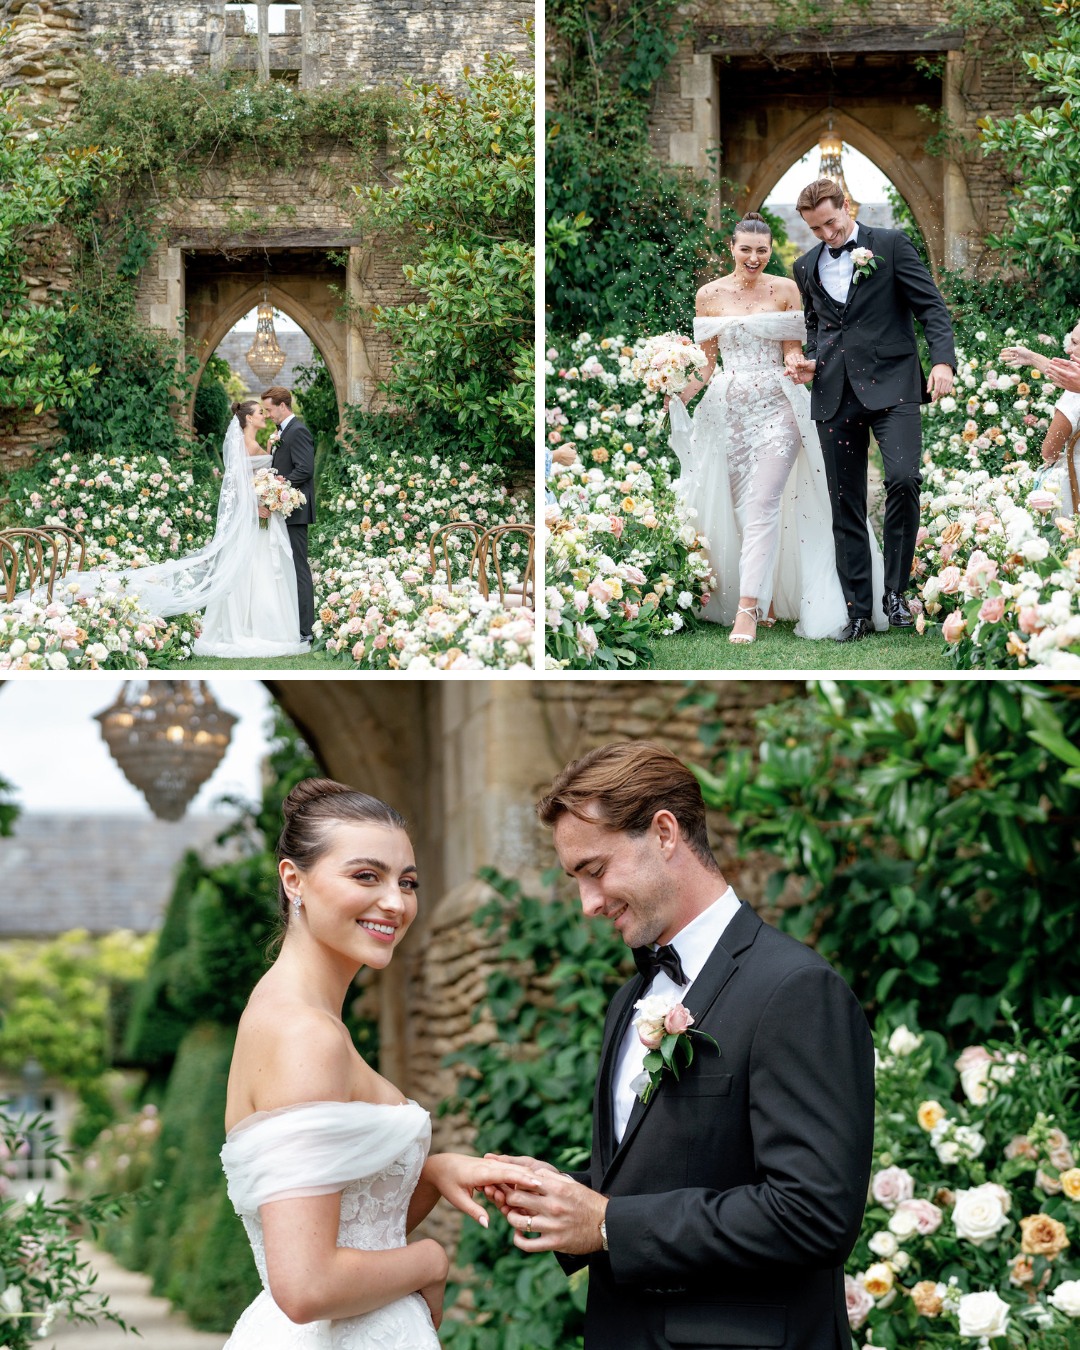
[694,312,806,345]
[221,1100,430,1213]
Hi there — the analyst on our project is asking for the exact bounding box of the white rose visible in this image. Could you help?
[45,651,69,670]
[959,1062,991,1105]
[888,1025,922,1057]
[871,1165,915,1210]
[1021,537,1050,562]
[957,1290,1009,1339]
[1049,1280,1080,1317]
[8,639,26,658]
[888,1207,921,1240]
[0,1283,23,1315]
[891,1249,911,1273]
[868,1230,898,1259]
[952,1184,1009,1245]
[677,591,693,609]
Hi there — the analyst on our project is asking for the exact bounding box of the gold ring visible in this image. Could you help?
[524,1219,534,1236]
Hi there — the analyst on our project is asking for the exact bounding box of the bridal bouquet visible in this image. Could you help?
[252,467,306,529]
[630,332,708,396]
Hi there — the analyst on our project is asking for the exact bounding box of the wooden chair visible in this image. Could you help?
[478,523,535,609]
[0,527,87,603]
[428,522,485,591]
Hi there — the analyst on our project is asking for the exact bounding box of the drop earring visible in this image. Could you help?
[292,893,302,913]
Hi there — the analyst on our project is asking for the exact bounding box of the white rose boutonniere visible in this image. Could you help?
[850,247,881,285]
[629,992,720,1105]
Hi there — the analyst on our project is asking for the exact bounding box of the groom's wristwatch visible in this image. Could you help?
[599,1219,608,1251]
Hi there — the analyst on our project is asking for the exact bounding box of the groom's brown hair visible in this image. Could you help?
[796,177,846,215]
[262,386,293,408]
[536,741,721,872]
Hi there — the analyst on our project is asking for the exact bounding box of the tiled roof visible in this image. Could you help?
[0,815,233,937]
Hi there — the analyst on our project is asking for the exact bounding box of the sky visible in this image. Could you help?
[0,679,273,816]
[768,143,891,204]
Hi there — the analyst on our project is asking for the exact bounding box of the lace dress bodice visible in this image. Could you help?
[221,1100,438,1350]
[696,311,806,378]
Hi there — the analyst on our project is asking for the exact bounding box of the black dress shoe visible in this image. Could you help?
[836,617,875,643]
[882,591,914,628]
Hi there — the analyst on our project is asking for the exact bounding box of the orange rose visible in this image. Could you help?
[1020,1213,1070,1257]
[910,1281,943,1316]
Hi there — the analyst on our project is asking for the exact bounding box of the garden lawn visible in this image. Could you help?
[165,650,347,671]
[647,621,952,670]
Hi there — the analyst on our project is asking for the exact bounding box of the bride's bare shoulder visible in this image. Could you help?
[231,984,353,1113]
[695,275,733,313]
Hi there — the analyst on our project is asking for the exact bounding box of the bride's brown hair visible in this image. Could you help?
[732,211,772,243]
[231,399,260,429]
[274,778,408,937]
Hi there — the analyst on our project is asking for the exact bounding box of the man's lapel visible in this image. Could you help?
[843,227,874,310]
[807,242,845,320]
[595,973,646,1172]
[601,903,762,1184]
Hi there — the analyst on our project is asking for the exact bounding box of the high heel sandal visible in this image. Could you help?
[729,605,761,645]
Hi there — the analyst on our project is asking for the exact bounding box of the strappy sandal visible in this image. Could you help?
[729,605,761,644]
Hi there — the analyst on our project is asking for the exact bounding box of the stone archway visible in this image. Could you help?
[738,109,943,272]
[184,255,348,422]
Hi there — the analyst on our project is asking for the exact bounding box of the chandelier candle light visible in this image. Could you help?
[246,283,287,385]
[95,680,238,821]
[818,118,859,220]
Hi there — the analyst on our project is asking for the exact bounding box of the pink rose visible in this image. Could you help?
[845,1274,874,1330]
[871,1165,915,1211]
[664,1003,694,1036]
[942,611,967,643]
[894,1197,943,1235]
[939,566,962,593]
[1018,606,1042,635]
[978,596,1006,623]
[955,1045,993,1071]
[1028,489,1057,513]
[916,526,930,546]
[939,542,955,563]
[609,515,624,539]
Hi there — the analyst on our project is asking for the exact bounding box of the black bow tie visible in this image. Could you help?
[828,239,857,259]
[633,943,688,986]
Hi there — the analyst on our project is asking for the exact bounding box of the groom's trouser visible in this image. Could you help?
[815,376,922,617]
[288,522,315,637]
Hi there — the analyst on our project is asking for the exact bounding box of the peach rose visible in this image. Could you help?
[910,1281,944,1317]
[1018,606,1042,635]
[942,611,967,643]
[939,567,962,594]
[1060,1168,1080,1201]
[978,596,1006,623]
[1020,1213,1070,1258]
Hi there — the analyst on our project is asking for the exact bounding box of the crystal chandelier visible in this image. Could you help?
[95,681,238,821]
[246,283,287,384]
[818,119,860,220]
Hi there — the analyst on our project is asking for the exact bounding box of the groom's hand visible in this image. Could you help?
[927,364,955,402]
[487,1156,609,1255]
[785,353,815,385]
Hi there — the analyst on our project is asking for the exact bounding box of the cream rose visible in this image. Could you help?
[887,1206,921,1240]
[1049,1280,1080,1318]
[632,993,674,1050]
[952,1184,1010,1245]
[894,1197,943,1236]
[910,1281,944,1317]
[917,1100,946,1131]
[871,1165,915,1211]
[1020,1213,1070,1257]
[1060,1167,1080,1201]
[867,1230,898,1259]
[957,1290,1009,1340]
[862,1263,894,1298]
[887,1025,922,1057]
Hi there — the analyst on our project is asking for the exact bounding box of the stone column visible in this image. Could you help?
[942,50,980,273]
[146,245,185,337]
[346,245,377,405]
[669,51,717,174]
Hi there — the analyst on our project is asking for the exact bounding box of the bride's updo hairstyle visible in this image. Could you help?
[231,399,260,429]
[275,777,408,930]
[732,211,772,243]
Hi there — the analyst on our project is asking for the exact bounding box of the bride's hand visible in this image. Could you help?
[1000,346,1035,369]
[422,1153,543,1226]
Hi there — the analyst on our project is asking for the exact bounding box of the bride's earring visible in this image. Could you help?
[292,893,302,914]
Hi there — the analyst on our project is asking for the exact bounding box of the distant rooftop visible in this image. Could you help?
[0,815,237,938]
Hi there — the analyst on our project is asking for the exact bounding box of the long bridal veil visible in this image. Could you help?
[61,417,261,618]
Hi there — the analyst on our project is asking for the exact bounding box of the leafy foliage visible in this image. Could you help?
[0,772,19,837]
[442,869,632,1350]
[193,355,234,453]
[688,680,1080,1042]
[291,348,340,461]
[362,49,534,467]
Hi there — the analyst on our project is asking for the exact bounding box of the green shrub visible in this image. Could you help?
[185,1186,263,1331]
[193,356,234,454]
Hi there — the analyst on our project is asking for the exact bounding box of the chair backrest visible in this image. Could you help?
[0,537,19,604]
[478,523,535,609]
[1068,426,1080,515]
[0,530,49,602]
[428,522,485,590]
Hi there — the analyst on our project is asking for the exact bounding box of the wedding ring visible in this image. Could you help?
[524,1218,534,1237]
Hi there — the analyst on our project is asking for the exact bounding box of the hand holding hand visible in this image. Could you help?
[927,364,955,402]
[485,1155,608,1255]
[481,1154,559,1216]
[422,1153,543,1228]
[785,355,816,386]
[1046,357,1080,393]
[550,444,576,468]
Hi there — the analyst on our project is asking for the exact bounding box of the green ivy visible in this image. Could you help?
[687,680,1080,1043]
[441,868,631,1350]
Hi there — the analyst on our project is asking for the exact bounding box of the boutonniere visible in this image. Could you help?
[268,429,281,449]
[628,993,720,1105]
[850,247,881,285]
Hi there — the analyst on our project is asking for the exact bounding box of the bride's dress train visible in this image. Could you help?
[668,311,886,638]
[220,1100,440,1349]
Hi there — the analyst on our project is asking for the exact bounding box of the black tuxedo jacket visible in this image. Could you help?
[793,227,956,422]
[272,415,316,525]
[563,902,874,1350]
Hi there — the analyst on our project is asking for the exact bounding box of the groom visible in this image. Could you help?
[789,178,956,641]
[489,742,875,1350]
[262,386,315,642]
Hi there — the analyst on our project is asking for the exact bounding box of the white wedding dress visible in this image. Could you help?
[668,312,886,638]
[220,1099,439,1350]
[50,418,307,657]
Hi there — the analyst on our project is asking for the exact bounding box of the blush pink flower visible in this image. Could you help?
[939,565,962,593]
[978,596,1006,623]
[1018,606,1042,635]
[942,611,967,643]
[894,1197,943,1235]
[664,1003,694,1036]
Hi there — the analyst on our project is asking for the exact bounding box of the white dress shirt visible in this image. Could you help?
[610,887,742,1143]
[278,412,295,433]
[817,221,861,305]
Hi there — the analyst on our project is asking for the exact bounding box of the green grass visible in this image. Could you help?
[646,620,954,671]
[158,651,348,671]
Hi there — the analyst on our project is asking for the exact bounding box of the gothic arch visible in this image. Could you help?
[185,274,347,424]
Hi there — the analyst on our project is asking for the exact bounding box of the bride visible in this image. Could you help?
[667,212,885,642]
[221,777,539,1348]
[58,399,308,658]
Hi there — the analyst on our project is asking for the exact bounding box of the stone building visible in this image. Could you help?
[552,0,1037,277]
[0,0,531,468]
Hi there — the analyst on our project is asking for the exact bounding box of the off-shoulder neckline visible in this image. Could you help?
[697,311,801,322]
[225,1097,420,1141]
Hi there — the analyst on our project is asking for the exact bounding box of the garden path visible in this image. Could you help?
[48,1243,226,1349]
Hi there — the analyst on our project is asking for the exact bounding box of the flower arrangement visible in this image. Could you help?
[850,247,881,285]
[847,1006,1080,1348]
[629,332,708,396]
[629,993,719,1105]
[251,466,305,527]
[544,333,715,668]
[0,1109,131,1349]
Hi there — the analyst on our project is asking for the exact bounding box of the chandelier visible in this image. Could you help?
[95,681,238,821]
[246,283,287,384]
[818,119,860,220]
